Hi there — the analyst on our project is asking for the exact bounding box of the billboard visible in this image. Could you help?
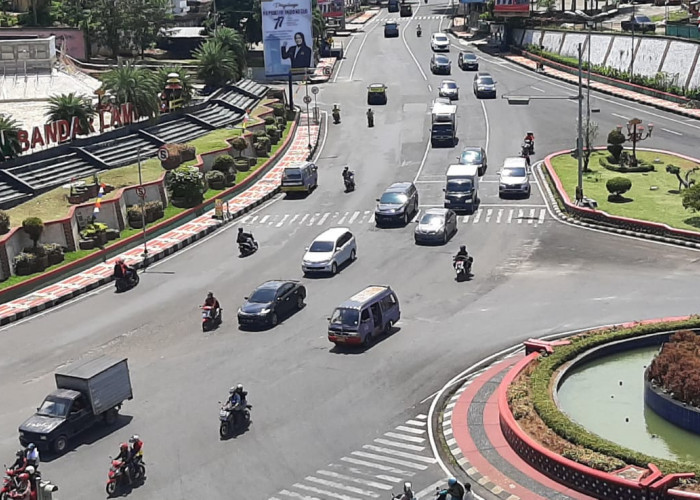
[261,0,316,77]
[318,0,345,18]
[494,0,529,16]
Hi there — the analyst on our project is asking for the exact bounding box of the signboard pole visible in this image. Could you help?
[137,147,148,262]
[288,71,294,112]
[305,77,312,150]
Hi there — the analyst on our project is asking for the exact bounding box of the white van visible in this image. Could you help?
[443,164,479,212]
[302,227,357,275]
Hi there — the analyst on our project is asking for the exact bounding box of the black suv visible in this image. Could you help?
[458,51,478,70]
[375,182,420,226]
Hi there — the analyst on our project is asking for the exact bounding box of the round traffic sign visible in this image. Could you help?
[311,86,319,95]
[157,147,169,161]
[303,95,312,104]
[136,187,146,198]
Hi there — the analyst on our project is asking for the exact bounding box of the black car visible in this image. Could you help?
[621,15,656,32]
[238,280,306,328]
[430,54,451,75]
[458,146,487,176]
[375,182,420,226]
[400,1,412,16]
[384,21,399,37]
[458,51,478,70]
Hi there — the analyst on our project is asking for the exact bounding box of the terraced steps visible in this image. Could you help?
[7,153,99,191]
[146,118,211,144]
[84,135,159,168]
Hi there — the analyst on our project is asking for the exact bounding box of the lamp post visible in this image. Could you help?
[630,2,635,82]
[304,78,312,149]
[137,147,148,260]
[619,118,653,165]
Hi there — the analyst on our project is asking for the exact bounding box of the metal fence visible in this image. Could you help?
[665,23,700,39]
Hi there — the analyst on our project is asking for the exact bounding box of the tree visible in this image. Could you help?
[125,0,173,58]
[230,137,247,157]
[46,93,96,135]
[0,114,22,162]
[682,184,700,212]
[582,120,598,173]
[606,177,632,199]
[92,0,128,57]
[666,165,698,192]
[211,28,247,79]
[22,217,44,248]
[101,63,161,119]
[156,66,194,106]
[50,0,97,58]
[606,128,626,164]
[538,0,556,13]
[194,40,238,87]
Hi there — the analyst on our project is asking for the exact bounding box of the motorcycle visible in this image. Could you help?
[332,107,341,124]
[201,306,222,332]
[343,171,355,192]
[238,237,259,257]
[453,256,472,281]
[106,457,145,496]
[1,468,21,500]
[115,266,139,292]
[434,488,448,500]
[523,135,535,155]
[417,28,422,37]
[219,401,252,438]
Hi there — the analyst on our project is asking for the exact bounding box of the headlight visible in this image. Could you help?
[19,431,24,437]
[260,308,271,315]
[500,183,507,188]
[40,436,47,440]
[445,198,451,204]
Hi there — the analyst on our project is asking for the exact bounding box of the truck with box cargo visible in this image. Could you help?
[19,357,133,454]
[443,164,479,212]
[431,103,457,147]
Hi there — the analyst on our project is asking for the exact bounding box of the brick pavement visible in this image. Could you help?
[0,115,320,325]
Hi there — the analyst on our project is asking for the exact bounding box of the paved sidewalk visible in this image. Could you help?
[346,8,380,25]
[443,353,595,500]
[505,55,700,120]
[309,57,337,83]
[0,115,320,325]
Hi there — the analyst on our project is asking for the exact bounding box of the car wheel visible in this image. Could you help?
[331,262,338,275]
[384,320,394,335]
[443,232,448,244]
[350,249,356,261]
[403,212,408,225]
[270,312,278,327]
[296,294,304,310]
[53,435,68,454]
[363,332,373,347]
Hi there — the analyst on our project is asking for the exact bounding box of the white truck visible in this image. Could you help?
[431,103,457,147]
[444,164,479,212]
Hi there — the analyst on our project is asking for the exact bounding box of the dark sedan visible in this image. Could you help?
[430,54,451,75]
[237,280,306,328]
[621,15,656,32]
[458,51,478,70]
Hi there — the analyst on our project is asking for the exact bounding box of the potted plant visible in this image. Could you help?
[22,216,43,248]
[43,243,65,266]
[0,210,10,235]
[81,222,108,246]
[13,252,36,276]
[127,205,144,228]
[212,154,237,186]
[276,116,286,131]
[144,200,164,223]
[79,238,96,250]
[253,136,271,159]
[266,125,280,144]
[264,116,276,127]
[206,170,226,190]
[167,165,206,208]
[271,103,286,119]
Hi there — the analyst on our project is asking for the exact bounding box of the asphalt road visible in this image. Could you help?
[1,4,700,500]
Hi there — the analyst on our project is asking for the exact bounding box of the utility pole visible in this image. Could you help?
[629,3,635,81]
[577,43,584,204]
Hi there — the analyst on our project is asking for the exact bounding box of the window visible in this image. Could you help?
[330,308,359,326]
[310,241,334,252]
[379,192,407,204]
[381,294,397,310]
[361,309,371,322]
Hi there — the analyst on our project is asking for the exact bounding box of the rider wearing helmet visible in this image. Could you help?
[454,245,469,262]
[237,227,255,248]
[129,435,143,456]
[25,443,39,468]
[116,443,133,485]
[11,449,27,472]
[113,258,129,280]
[446,477,466,500]
[227,384,249,426]
[395,481,414,500]
[203,291,221,319]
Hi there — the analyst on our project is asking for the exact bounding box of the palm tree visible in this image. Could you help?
[46,93,96,135]
[194,40,238,88]
[156,66,194,106]
[0,114,22,162]
[101,62,161,119]
[212,28,246,79]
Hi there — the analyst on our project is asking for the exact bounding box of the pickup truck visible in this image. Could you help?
[621,15,657,32]
[19,357,133,454]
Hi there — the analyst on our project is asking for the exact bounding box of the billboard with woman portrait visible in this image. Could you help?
[261,0,316,76]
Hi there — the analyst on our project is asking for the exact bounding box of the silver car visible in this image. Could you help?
[498,157,531,197]
[439,80,459,100]
[414,208,458,245]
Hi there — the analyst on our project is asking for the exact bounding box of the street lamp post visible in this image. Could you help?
[576,43,584,203]
[630,3,635,82]
[137,147,148,260]
[619,118,653,165]
[304,78,312,149]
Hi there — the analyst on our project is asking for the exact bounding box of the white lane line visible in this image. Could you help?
[538,208,546,224]
[316,470,393,491]
[349,18,383,81]
[374,438,425,452]
[661,127,682,136]
[276,214,289,227]
[304,476,380,498]
[399,1,428,81]
[290,214,300,225]
[612,112,630,120]
[362,445,437,464]
[528,208,535,224]
[308,213,319,225]
[395,425,425,435]
[414,180,445,184]
[472,209,482,223]
[293,483,362,500]
[341,457,415,476]
[507,209,514,224]
[350,452,427,470]
[428,84,432,92]
[317,213,330,225]
[332,36,357,83]
[348,210,360,223]
[462,215,470,223]
[479,203,546,207]
[405,419,426,427]
[412,139,432,183]
[496,209,503,223]
[531,86,545,92]
[384,432,425,444]
[485,208,492,223]
[480,100,490,154]
[338,212,349,224]
[259,215,270,224]
[517,209,524,224]
[368,212,375,223]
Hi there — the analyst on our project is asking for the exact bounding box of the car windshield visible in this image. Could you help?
[309,241,334,252]
[460,150,482,163]
[442,82,457,89]
[436,56,449,64]
[636,15,651,22]
[464,53,477,60]
[478,77,494,85]
[284,169,302,179]
[420,214,445,225]
[503,167,527,177]
[37,398,69,418]
[330,308,359,327]
[380,192,407,204]
[447,180,472,192]
[248,287,277,303]
[433,124,452,132]
[435,35,448,42]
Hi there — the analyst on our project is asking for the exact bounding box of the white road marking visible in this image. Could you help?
[332,36,356,83]
[350,451,428,470]
[538,209,546,224]
[348,210,360,223]
[472,209,482,223]
[349,18,383,81]
[374,438,425,452]
[316,470,393,490]
[396,425,425,434]
[259,215,270,224]
[405,419,426,427]
[362,445,437,464]
[341,456,415,476]
[304,476,379,498]
[279,489,321,500]
[399,1,428,81]
[517,209,524,224]
[531,86,545,92]
[276,214,289,227]
[290,214,300,224]
[415,481,448,499]
[507,209,514,224]
[496,209,503,224]
[485,208,492,222]
[480,100,490,154]
[293,483,362,500]
[428,84,432,92]
[308,213,319,226]
[384,432,425,444]
[240,215,252,223]
[330,464,402,484]
[415,414,427,419]
[298,214,309,225]
[318,213,330,225]
[338,212,348,224]
[412,139,432,184]
[661,127,682,136]
[529,208,535,224]
[612,112,630,120]
[249,215,259,224]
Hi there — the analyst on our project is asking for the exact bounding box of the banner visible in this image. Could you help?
[494,0,530,16]
[319,0,345,18]
[460,0,485,4]
[262,0,316,77]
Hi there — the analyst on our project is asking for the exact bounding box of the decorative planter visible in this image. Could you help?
[33,254,49,272]
[85,184,99,198]
[47,252,65,266]
[94,232,108,246]
[225,172,236,187]
[208,179,225,190]
[79,239,96,250]
[128,216,144,229]
[253,147,268,159]
[268,131,280,144]
[106,229,120,241]
[15,263,33,276]
[171,196,201,209]
[68,192,90,205]
[234,159,250,171]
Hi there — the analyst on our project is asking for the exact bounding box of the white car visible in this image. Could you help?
[430,33,450,52]
[302,227,357,275]
[498,157,531,197]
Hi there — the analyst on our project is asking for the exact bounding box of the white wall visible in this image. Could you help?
[661,41,699,88]
[560,32,588,59]
[588,34,613,66]
[634,38,669,77]
[541,31,564,53]
[606,36,637,73]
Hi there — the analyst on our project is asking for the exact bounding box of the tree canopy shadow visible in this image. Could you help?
[607,195,634,203]
[668,189,681,195]
[683,217,700,229]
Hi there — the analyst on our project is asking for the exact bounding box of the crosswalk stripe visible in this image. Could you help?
[305,476,380,498]
[329,464,402,484]
[308,213,318,225]
[260,215,270,224]
[279,489,321,500]
[496,208,503,223]
[299,214,309,225]
[350,451,428,471]
[240,215,252,224]
[395,425,425,435]
[290,214,299,224]
[249,215,259,224]
[538,208,546,224]
[405,420,426,427]
[415,480,449,499]
[384,432,425,443]
[338,212,348,224]
[485,208,492,223]
[416,414,427,420]
[529,208,535,224]
[293,483,363,500]
[349,210,360,223]
[318,213,330,225]
[276,214,289,227]
[317,470,393,490]
[507,209,514,223]
[462,215,470,223]
[473,209,482,224]
[518,209,524,224]
[367,211,374,223]
[341,456,416,476]
[374,438,425,452]
[362,445,437,464]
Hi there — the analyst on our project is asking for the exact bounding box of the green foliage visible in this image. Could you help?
[606,129,626,163]
[264,116,276,126]
[155,66,194,105]
[46,93,96,135]
[21,217,44,247]
[666,165,681,176]
[254,135,270,150]
[218,0,263,45]
[127,0,173,57]
[80,222,108,239]
[599,156,653,173]
[0,12,19,27]
[167,166,205,206]
[266,125,279,139]
[607,129,626,146]
[42,243,64,256]
[194,40,238,87]
[606,177,632,197]
[19,1,52,26]
[205,170,226,188]
[213,154,236,173]
[647,331,700,406]
[0,210,10,235]
[101,63,161,118]
[13,252,37,270]
[211,28,247,80]
[0,114,22,162]
[229,137,248,157]
[271,103,286,118]
[682,184,700,212]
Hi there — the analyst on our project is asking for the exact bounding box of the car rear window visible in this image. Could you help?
[460,150,482,163]
[284,168,302,179]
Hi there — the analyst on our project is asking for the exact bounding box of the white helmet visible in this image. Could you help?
[403,481,413,494]
[229,387,236,394]
[129,435,140,443]
[25,466,35,475]
[237,384,244,391]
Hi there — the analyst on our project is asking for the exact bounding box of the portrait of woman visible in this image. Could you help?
[281,32,313,69]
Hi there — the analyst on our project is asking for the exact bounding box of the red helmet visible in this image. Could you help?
[18,473,29,481]
[120,443,129,450]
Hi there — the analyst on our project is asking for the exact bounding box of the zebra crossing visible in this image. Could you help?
[384,15,445,21]
[269,414,445,500]
[237,207,548,229]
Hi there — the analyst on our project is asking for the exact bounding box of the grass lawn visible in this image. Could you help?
[5,99,278,227]
[649,11,689,22]
[550,150,700,231]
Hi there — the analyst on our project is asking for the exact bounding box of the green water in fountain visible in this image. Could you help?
[558,346,700,463]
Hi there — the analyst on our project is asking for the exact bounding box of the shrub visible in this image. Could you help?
[42,243,63,256]
[80,222,108,239]
[252,130,268,142]
[647,331,700,406]
[606,177,632,197]
[266,125,278,136]
[0,210,9,235]
[167,166,205,207]
[144,200,164,222]
[254,136,270,152]
[160,143,197,171]
[230,137,247,157]
[213,154,236,174]
[600,156,654,173]
[13,252,37,274]
[606,129,626,163]
[276,116,286,129]
[205,170,226,188]
[264,116,276,126]
[22,217,43,248]
[271,103,286,117]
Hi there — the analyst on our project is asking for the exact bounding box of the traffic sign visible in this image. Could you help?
[157,147,169,161]
[311,86,319,95]
[303,95,312,104]
[136,187,146,198]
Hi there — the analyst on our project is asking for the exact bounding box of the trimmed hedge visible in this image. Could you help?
[599,155,654,173]
[529,316,700,478]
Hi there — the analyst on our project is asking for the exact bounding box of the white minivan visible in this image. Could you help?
[302,227,357,275]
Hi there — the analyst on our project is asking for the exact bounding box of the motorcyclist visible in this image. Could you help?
[113,258,128,280]
[9,473,30,500]
[416,24,422,36]
[115,443,132,485]
[521,147,531,168]
[24,466,37,495]
[128,435,143,478]
[454,245,470,264]
[366,108,374,127]
[24,444,39,469]
[524,131,535,152]
[10,449,27,472]
[237,227,255,249]
[228,384,249,426]
[446,477,466,500]
[394,481,414,500]
[203,291,221,320]
[332,104,341,123]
